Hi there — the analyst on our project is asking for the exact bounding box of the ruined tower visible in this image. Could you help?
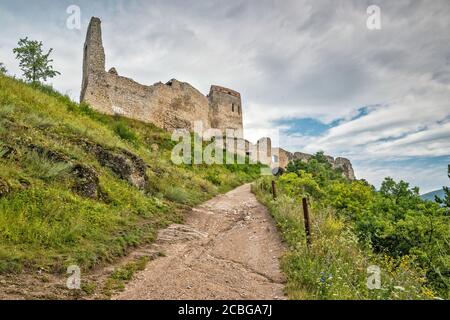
[80,17,105,103]
[208,85,243,133]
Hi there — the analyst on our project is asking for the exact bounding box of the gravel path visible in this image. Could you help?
[114,184,286,300]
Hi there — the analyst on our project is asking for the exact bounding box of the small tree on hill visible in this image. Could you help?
[13,37,60,83]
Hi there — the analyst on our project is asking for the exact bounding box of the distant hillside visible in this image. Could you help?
[0,74,263,273]
[421,189,446,202]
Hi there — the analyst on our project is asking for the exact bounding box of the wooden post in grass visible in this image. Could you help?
[271,180,277,200]
[302,198,312,246]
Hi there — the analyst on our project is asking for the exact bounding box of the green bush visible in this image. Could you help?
[253,178,438,300]
[254,152,449,299]
[113,121,138,144]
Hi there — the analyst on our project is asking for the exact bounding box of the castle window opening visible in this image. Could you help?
[232,103,235,112]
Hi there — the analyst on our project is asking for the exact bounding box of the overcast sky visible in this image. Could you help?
[1,0,449,192]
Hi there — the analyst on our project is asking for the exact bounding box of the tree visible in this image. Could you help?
[13,37,60,83]
[0,62,6,74]
[435,164,450,211]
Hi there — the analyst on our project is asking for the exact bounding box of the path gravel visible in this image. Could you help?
[114,184,286,300]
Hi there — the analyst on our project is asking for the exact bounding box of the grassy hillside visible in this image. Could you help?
[0,75,263,274]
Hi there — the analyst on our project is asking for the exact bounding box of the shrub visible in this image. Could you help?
[253,151,449,299]
[113,121,138,144]
[253,179,437,300]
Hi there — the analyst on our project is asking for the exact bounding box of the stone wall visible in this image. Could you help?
[256,137,272,166]
[272,148,293,169]
[208,86,243,132]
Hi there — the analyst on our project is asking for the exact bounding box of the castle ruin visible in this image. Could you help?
[81,17,243,133]
[80,17,355,180]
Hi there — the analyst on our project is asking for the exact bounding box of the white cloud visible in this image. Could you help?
[354,160,449,194]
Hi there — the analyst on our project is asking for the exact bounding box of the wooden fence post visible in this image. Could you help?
[271,180,277,200]
[302,198,312,246]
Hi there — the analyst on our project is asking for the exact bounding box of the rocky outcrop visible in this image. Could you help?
[26,144,108,200]
[333,157,356,180]
[273,148,356,180]
[1,140,150,199]
[292,152,355,180]
[293,152,312,163]
[71,164,104,200]
[27,144,70,162]
[82,141,149,190]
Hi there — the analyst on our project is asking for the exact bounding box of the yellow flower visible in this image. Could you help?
[421,287,436,299]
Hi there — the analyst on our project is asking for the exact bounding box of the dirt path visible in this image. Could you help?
[114,184,286,300]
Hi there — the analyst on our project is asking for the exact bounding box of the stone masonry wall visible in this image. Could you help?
[272,148,293,169]
[208,86,243,132]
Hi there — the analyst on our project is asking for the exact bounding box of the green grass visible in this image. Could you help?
[102,257,149,297]
[0,74,263,273]
[113,120,139,145]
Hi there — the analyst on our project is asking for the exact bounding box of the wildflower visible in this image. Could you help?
[421,287,436,299]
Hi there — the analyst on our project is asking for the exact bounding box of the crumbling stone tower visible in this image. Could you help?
[208,86,243,132]
[80,17,105,105]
